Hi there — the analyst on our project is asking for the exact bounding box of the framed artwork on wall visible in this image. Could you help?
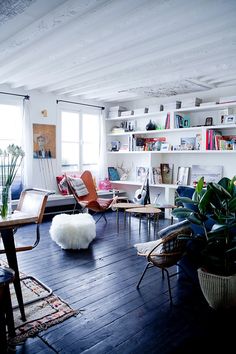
[33,124,56,159]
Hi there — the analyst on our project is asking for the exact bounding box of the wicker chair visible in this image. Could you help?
[134,220,192,304]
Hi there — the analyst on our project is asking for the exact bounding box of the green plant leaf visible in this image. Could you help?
[198,188,213,214]
[175,197,198,205]
[196,176,204,193]
[229,196,236,212]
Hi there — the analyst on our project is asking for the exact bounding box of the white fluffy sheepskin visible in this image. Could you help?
[49,213,96,250]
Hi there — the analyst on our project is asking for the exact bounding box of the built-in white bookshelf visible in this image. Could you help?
[106,102,236,208]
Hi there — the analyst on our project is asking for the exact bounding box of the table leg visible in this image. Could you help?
[116,209,119,233]
[139,214,141,235]
[1,229,26,321]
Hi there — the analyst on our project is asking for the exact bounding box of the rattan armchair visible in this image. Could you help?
[134,220,192,304]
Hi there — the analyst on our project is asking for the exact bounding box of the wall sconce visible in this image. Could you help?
[41,109,48,117]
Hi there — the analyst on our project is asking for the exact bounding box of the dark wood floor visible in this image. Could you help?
[1,211,235,353]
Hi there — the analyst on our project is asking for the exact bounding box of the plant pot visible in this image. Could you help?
[197,268,236,310]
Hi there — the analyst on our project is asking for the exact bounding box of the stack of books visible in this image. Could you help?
[108,106,127,118]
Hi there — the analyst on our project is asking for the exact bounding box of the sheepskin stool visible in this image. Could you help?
[49,213,96,250]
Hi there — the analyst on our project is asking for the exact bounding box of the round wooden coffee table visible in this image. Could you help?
[126,206,162,238]
[112,202,143,232]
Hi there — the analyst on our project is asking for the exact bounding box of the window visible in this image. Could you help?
[61,110,100,175]
[0,103,22,148]
[0,102,23,197]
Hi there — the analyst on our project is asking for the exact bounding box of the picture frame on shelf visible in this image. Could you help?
[152,166,162,184]
[205,117,213,126]
[191,165,223,185]
[108,167,120,181]
[176,166,190,185]
[180,137,196,150]
[136,166,149,183]
[223,115,236,124]
[160,143,171,151]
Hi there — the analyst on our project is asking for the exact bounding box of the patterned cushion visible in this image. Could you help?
[67,176,89,197]
[56,175,70,195]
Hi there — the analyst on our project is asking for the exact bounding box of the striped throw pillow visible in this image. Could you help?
[67,176,88,197]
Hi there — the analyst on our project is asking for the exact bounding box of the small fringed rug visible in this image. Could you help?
[8,275,77,345]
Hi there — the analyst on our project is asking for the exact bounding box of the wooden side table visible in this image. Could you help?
[112,202,143,232]
[126,206,162,238]
[146,204,176,224]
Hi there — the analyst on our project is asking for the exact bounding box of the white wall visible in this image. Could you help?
[0,84,106,191]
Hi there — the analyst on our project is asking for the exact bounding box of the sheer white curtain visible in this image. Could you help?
[98,109,108,181]
[22,98,33,187]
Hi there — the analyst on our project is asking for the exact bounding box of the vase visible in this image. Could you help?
[146,119,156,130]
[0,185,12,218]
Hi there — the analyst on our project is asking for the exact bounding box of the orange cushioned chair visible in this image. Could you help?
[67,170,114,223]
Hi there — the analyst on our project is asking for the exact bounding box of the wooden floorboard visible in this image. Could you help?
[1,211,235,353]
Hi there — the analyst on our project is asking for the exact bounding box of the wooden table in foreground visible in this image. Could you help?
[0,211,38,321]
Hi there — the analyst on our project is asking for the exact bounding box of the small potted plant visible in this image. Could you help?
[172,176,236,310]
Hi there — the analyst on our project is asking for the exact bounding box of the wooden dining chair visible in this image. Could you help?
[66,171,114,223]
[0,188,54,306]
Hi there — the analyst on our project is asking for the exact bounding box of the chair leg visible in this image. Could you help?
[163,268,173,305]
[136,262,153,289]
[102,213,107,223]
[94,212,107,224]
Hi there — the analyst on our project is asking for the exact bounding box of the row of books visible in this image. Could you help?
[206,130,236,150]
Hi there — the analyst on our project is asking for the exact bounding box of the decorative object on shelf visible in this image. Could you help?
[136,166,149,184]
[160,163,173,184]
[0,144,25,218]
[116,163,130,181]
[205,117,213,126]
[146,119,156,130]
[108,167,120,181]
[98,178,112,190]
[120,120,136,131]
[110,141,120,151]
[176,166,190,185]
[172,176,236,309]
[133,170,150,205]
[152,167,162,184]
[223,115,236,124]
[160,142,171,151]
[191,165,223,185]
[180,137,196,150]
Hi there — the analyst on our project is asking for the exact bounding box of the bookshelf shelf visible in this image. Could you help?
[106,101,236,209]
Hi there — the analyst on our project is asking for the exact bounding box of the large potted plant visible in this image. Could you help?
[172,176,236,310]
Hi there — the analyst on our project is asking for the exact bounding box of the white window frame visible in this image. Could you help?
[59,106,101,174]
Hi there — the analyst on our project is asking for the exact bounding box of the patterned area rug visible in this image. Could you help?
[8,275,77,345]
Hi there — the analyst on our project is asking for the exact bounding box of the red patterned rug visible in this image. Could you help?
[8,275,77,345]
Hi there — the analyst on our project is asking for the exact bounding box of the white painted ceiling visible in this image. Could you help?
[0,0,236,103]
